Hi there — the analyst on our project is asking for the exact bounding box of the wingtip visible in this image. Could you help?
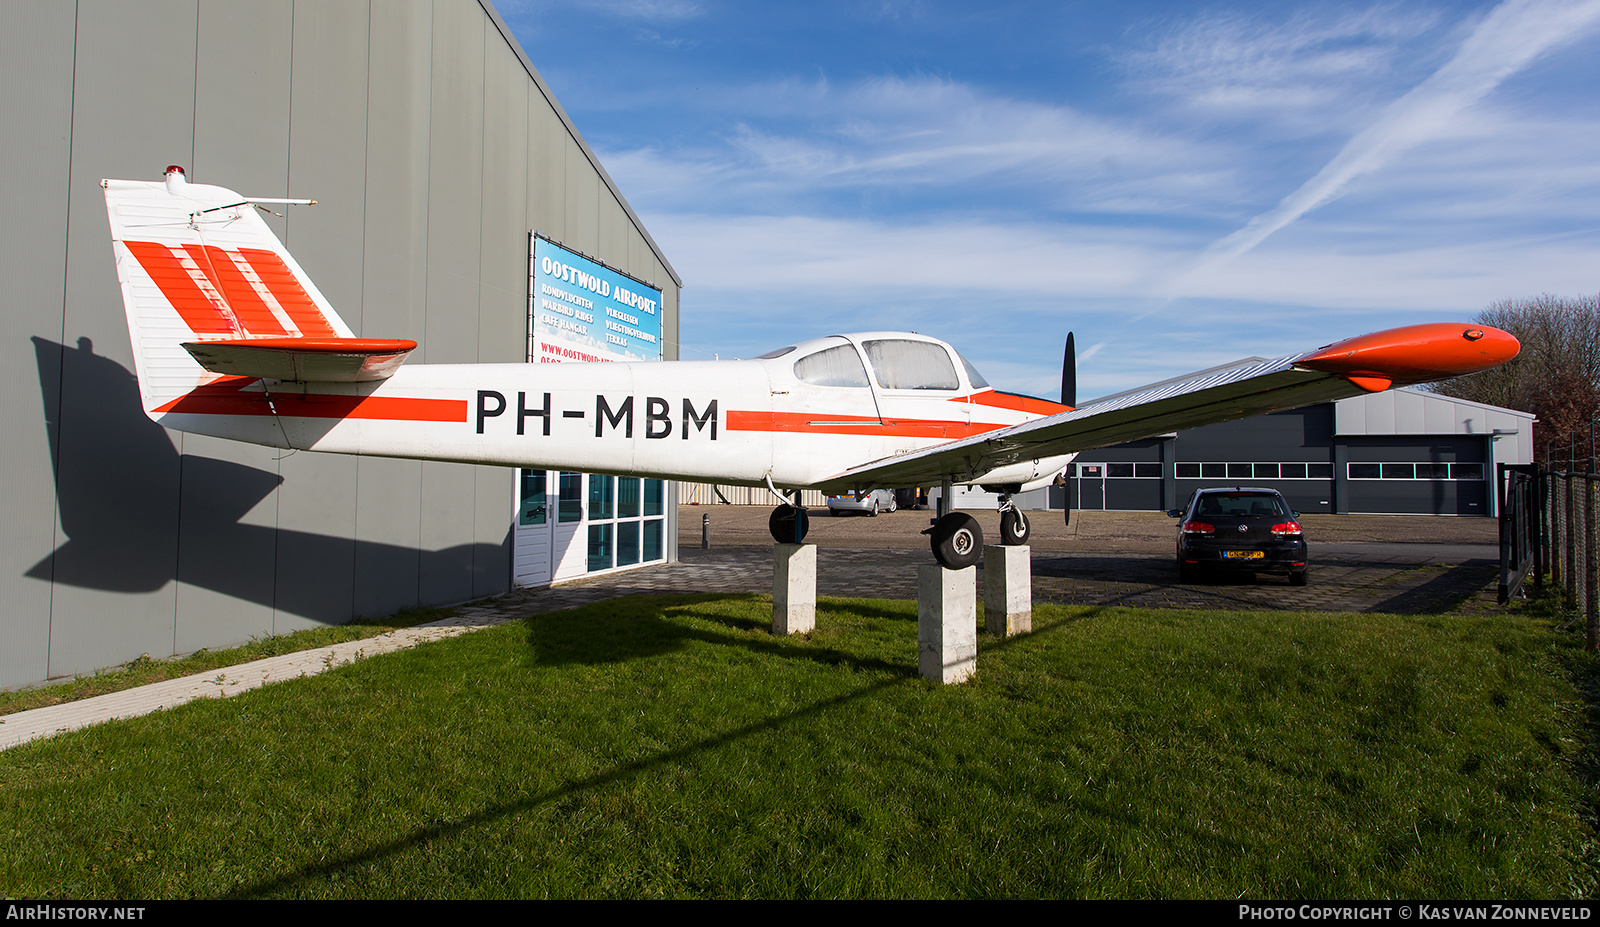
[1295,323,1520,387]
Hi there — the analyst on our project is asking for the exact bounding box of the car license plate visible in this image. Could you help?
[1224,550,1265,559]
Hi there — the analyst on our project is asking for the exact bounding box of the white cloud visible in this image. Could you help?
[649,208,1597,318]
[596,75,1224,214]
[1124,5,1449,121]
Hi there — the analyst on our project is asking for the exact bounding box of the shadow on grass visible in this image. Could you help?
[220,593,1104,898]
[223,669,905,898]
[1552,622,1600,898]
[521,593,911,676]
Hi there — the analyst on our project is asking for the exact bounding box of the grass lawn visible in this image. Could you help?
[0,607,451,718]
[0,595,1594,899]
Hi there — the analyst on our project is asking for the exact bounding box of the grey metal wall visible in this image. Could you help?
[0,0,681,689]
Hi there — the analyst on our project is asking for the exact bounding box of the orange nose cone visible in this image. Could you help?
[1296,323,1521,385]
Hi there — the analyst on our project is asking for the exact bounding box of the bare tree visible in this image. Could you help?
[1429,293,1600,463]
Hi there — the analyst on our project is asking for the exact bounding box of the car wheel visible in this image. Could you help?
[1290,569,1308,587]
[1000,509,1031,545]
[885,496,897,514]
[868,500,879,516]
[928,513,982,569]
[1178,563,1197,584]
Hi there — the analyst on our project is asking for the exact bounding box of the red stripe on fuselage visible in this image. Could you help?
[963,389,1071,415]
[726,409,1007,440]
[153,377,467,422]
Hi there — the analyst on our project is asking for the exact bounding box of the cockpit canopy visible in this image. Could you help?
[765,334,990,392]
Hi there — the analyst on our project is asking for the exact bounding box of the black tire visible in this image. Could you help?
[1289,569,1308,587]
[1000,509,1031,545]
[929,513,983,569]
[868,500,879,516]
[1178,563,1197,584]
[768,505,810,544]
[884,495,897,514]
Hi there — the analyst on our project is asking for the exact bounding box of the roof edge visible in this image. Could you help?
[477,0,683,288]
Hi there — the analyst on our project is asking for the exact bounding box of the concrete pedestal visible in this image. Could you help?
[983,544,1032,637]
[772,543,817,635]
[918,564,977,684]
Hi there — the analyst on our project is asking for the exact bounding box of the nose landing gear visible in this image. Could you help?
[1000,506,1031,546]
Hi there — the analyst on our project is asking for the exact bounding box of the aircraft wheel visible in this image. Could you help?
[768,505,810,544]
[1000,508,1031,545]
[928,513,982,569]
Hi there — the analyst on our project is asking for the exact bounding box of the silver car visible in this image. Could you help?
[827,488,898,516]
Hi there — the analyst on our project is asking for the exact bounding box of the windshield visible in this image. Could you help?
[1195,492,1291,519]
[956,351,989,389]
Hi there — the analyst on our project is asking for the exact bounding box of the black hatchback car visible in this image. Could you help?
[1169,488,1308,586]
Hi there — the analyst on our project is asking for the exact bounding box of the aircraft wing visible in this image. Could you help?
[817,323,1520,492]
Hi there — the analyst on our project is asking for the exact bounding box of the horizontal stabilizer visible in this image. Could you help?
[181,337,417,382]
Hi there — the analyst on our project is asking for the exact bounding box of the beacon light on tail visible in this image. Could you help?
[105,168,1520,569]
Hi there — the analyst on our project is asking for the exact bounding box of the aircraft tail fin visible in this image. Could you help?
[103,166,407,416]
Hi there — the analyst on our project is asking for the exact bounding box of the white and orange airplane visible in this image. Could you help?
[104,167,1521,568]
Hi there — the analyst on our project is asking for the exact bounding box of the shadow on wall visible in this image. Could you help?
[28,336,509,620]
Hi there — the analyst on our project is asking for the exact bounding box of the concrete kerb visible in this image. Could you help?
[0,610,518,753]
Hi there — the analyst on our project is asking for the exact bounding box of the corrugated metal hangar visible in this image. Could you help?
[1044,386,1534,518]
[1,0,681,690]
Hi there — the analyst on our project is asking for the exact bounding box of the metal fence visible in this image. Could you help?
[1495,452,1600,650]
[679,483,828,507]
[1543,466,1600,651]
[1498,463,1541,604]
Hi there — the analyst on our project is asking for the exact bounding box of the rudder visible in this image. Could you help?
[103,166,359,415]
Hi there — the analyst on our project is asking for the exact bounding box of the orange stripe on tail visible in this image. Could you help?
[236,248,339,337]
[124,240,239,335]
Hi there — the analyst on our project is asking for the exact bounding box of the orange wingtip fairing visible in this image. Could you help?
[194,337,418,355]
[1295,323,1519,386]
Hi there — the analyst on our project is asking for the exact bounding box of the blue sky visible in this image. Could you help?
[499,0,1600,399]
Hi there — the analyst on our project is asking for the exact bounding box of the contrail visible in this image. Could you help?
[1181,0,1600,285]
[1085,0,1600,368]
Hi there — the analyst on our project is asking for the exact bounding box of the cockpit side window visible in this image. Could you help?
[864,339,960,390]
[794,344,870,387]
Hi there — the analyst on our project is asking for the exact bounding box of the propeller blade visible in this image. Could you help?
[1062,332,1076,408]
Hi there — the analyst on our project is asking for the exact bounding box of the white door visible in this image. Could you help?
[552,471,588,582]
[512,469,552,587]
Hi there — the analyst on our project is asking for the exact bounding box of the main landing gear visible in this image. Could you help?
[768,504,810,544]
[921,491,1030,569]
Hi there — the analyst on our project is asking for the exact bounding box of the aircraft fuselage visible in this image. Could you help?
[153,333,1075,493]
